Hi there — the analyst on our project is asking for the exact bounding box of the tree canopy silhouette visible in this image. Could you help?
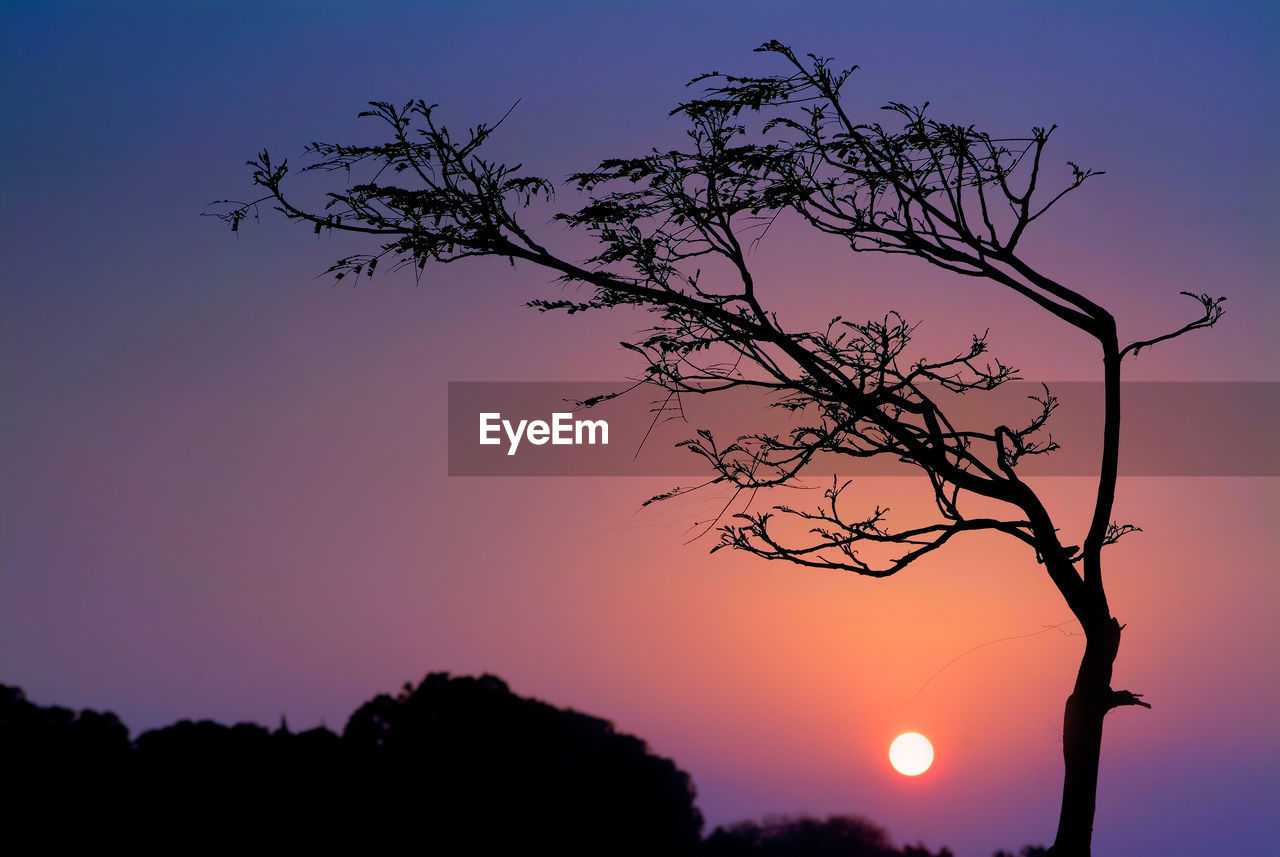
[339,672,704,853]
[213,41,1224,856]
[4,680,1048,855]
[2,675,703,855]
[703,814,954,857]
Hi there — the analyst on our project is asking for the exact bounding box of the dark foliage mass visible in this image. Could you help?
[3,678,1038,855]
[704,815,954,856]
[2,674,701,855]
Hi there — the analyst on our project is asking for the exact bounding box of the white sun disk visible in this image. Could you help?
[889,732,934,776]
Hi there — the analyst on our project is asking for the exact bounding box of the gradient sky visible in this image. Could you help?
[2,3,1278,855]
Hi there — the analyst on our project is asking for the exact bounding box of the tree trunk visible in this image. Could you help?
[1048,617,1123,857]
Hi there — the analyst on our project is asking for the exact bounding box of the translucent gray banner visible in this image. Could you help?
[448,381,1279,477]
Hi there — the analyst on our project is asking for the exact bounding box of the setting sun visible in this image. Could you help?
[889,732,934,776]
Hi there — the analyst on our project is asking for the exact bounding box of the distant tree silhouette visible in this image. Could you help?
[8,679,1054,854]
[2,675,702,855]
[339,672,703,854]
[131,717,350,852]
[1,683,133,850]
[702,814,953,856]
[214,40,1223,856]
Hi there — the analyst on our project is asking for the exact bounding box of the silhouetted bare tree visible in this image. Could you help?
[213,42,1223,856]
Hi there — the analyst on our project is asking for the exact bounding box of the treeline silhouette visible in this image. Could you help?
[2,674,1039,855]
[704,816,954,856]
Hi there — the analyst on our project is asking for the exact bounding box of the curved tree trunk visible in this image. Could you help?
[1048,617,1146,856]
[1049,619,1118,856]
[1047,341,1152,856]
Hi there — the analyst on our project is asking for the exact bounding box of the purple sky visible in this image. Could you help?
[2,3,1278,855]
